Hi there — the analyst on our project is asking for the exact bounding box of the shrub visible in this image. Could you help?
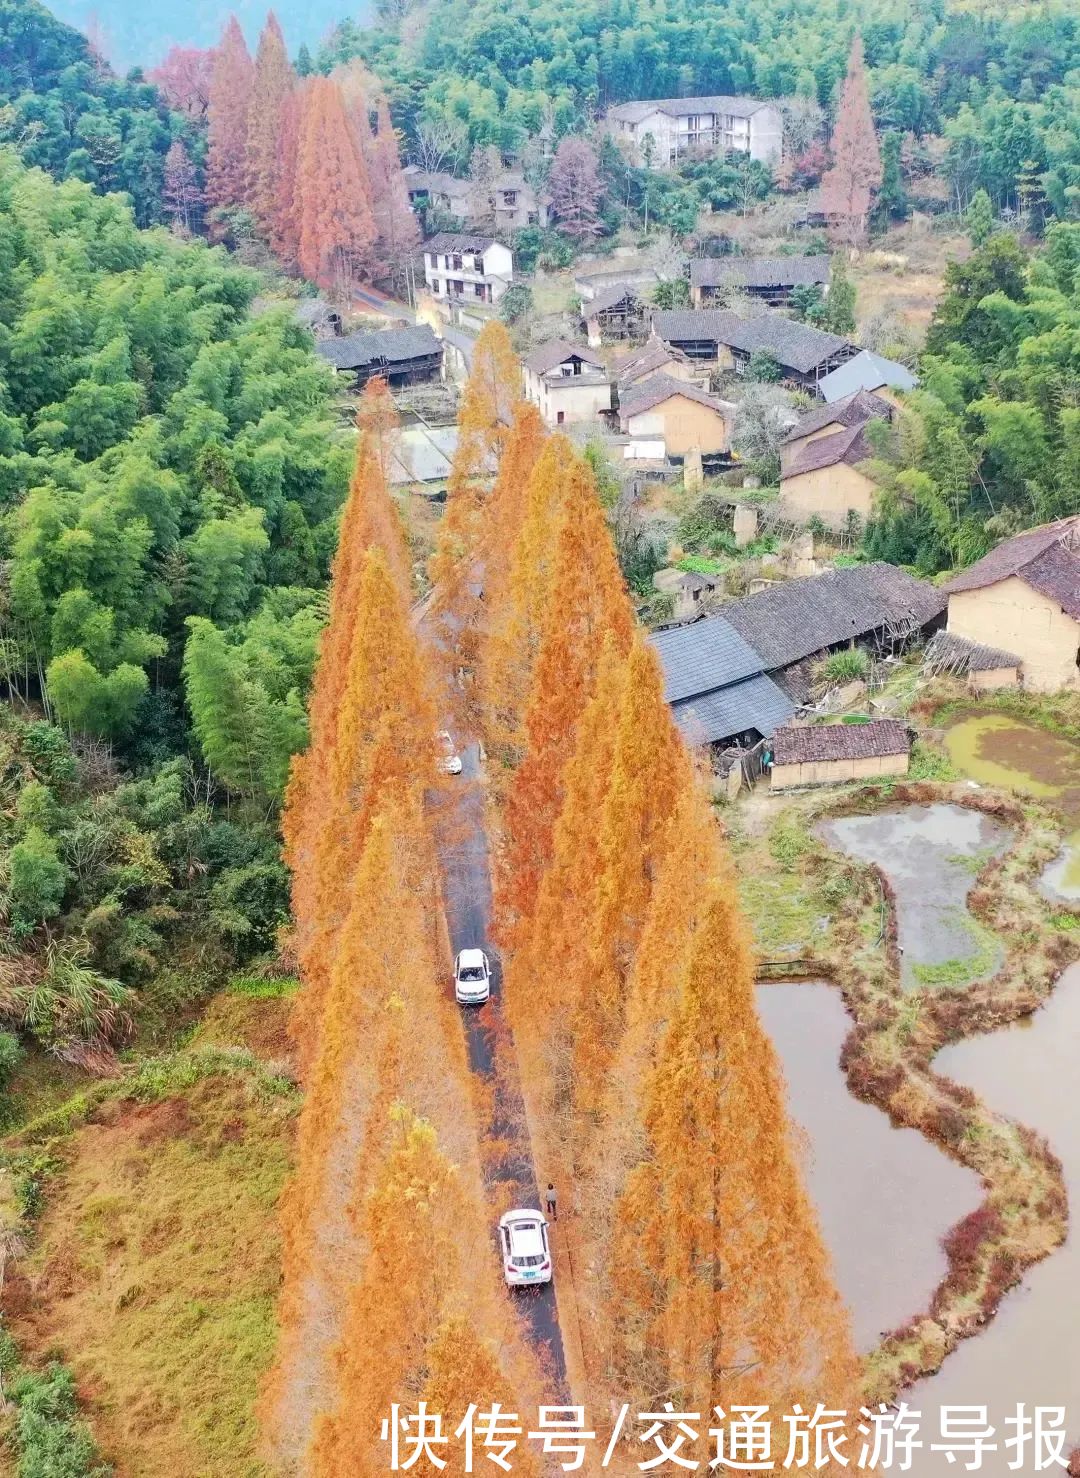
[9,828,71,932]
[11,1362,109,1477]
[817,648,870,683]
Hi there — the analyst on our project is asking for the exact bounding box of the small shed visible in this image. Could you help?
[583,282,648,345]
[922,630,1020,692]
[769,719,911,790]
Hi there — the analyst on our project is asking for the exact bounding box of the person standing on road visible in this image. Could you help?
[545,1182,557,1221]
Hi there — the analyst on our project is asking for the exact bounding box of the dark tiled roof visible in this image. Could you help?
[819,349,917,402]
[782,422,874,478]
[690,255,830,290]
[424,231,497,254]
[316,324,441,371]
[617,341,691,388]
[586,281,644,316]
[771,719,910,765]
[619,373,730,420]
[781,389,894,447]
[608,94,772,123]
[652,309,852,374]
[724,564,945,670]
[945,518,1080,619]
[671,673,795,744]
[522,339,606,375]
[650,615,765,703]
[924,630,1021,675]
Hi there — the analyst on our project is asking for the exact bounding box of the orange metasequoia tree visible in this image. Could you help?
[295,77,377,295]
[820,34,882,244]
[605,863,859,1419]
[246,12,295,238]
[272,80,306,265]
[421,1317,542,1478]
[495,448,633,948]
[283,381,412,950]
[205,16,254,211]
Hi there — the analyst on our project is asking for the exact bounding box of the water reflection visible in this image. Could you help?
[756,981,982,1353]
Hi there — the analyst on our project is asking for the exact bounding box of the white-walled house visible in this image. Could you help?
[606,95,783,168]
[521,340,613,426]
[422,233,514,305]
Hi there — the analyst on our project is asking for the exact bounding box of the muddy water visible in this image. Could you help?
[756,982,982,1353]
[910,964,1080,1472]
[821,805,1010,991]
[944,712,1080,902]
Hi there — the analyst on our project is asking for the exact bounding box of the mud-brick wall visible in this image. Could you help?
[948,578,1080,694]
[770,751,910,790]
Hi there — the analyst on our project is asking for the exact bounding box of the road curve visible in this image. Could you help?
[436,740,568,1393]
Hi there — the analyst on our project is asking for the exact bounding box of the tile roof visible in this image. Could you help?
[424,231,498,254]
[690,255,830,290]
[618,373,732,420]
[944,518,1080,619]
[607,94,773,123]
[781,389,894,447]
[819,349,918,402]
[586,281,645,316]
[650,615,765,703]
[771,719,910,765]
[723,563,946,670]
[522,339,607,376]
[781,422,874,479]
[652,309,852,374]
[617,341,692,388]
[923,630,1021,675]
[315,324,441,372]
[671,672,796,744]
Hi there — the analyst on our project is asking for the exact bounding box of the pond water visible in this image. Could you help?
[944,712,1080,902]
[756,981,982,1354]
[820,805,1010,991]
[910,964,1080,1472]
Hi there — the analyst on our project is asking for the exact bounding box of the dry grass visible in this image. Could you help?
[0,991,302,1478]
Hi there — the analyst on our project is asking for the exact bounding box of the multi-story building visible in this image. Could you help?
[606,95,783,168]
[521,340,613,426]
[422,233,514,306]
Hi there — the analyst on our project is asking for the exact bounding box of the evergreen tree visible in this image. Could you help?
[874,129,908,227]
[822,254,857,334]
[965,187,995,248]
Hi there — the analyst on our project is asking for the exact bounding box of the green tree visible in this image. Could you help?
[9,827,70,930]
[822,256,857,334]
[965,188,995,248]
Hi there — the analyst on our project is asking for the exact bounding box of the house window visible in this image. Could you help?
[474,283,485,298]
[452,279,464,296]
[503,190,517,206]
[557,411,565,424]
[528,212,538,225]
[451,254,463,271]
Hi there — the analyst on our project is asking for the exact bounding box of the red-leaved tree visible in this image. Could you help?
[819,35,882,244]
[549,135,604,239]
[247,12,295,239]
[150,45,214,118]
[205,16,254,212]
[295,78,377,296]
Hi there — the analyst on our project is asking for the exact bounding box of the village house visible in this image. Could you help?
[616,340,706,393]
[921,631,1022,693]
[652,567,722,622]
[521,340,613,426]
[617,373,735,460]
[422,233,514,306]
[606,95,783,167]
[818,348,918,405]
[768,719,912,790]
[403,168,549,233]
[315,323,443,390]
[780,390,894,475]
[942,518,1080,693]
[650,562,944,749]
[689,255,831,308]
[650,308,857,392]
[582,283,649,346]
[779,422,882,529]
[293,299,344,340]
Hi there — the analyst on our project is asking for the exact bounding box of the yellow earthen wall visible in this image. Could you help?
[770,751,910,790]
[778,463,879,528]
[948,578,1080,694]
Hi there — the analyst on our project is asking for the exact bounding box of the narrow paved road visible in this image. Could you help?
[436,740,568,1392]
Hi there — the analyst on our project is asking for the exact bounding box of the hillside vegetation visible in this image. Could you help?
[0,150,349,1060]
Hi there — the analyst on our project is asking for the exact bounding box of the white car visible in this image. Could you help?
[498,1209,552,1287]
[437,730,462,775]
[454,948,491,1005]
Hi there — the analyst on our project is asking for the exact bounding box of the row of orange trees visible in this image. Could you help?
[435,324,860,1421]
[264,376,545,1474]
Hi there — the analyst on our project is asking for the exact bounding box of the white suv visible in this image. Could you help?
[498,1209,552,1286]
[437,731,462,775]
[454,948,491,1004]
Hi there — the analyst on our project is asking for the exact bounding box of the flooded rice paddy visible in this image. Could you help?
[944,712,1080,901]
[911,963,1080,1472]
[820,805,1009,991]
[756,982,982,1353]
